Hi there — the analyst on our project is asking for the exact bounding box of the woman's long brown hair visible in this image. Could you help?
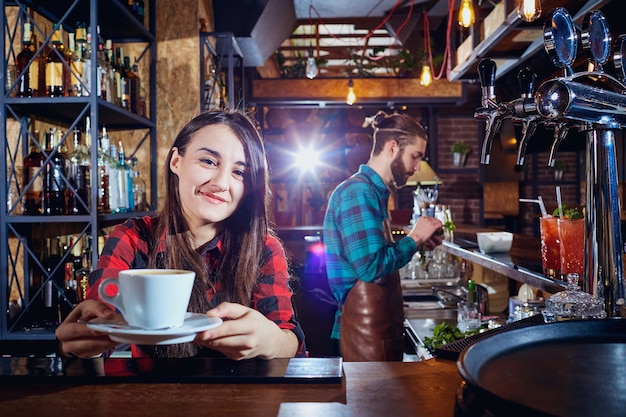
[144,110,272,357]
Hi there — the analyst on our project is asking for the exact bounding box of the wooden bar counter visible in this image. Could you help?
[0,357,462,417]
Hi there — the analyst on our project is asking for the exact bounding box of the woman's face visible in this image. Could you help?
[170,124,247,231]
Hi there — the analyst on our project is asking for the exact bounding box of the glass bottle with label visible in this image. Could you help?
[16,22,37,97]
[22,130,44,215]
[42,236,64,327]
[115,47,126,108]
[45,24,66,97]
[131,156,148,211]
[117,141,131,212]
[127,56,141,113]
[66,32,82,96]
[105,40,117,103]
[42,128,67,215]
[68,127,90,214]
[107,143,120,213]
[75,22,90,96]
[97,127,110,213]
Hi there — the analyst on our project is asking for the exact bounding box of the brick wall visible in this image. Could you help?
[435,110,482,226]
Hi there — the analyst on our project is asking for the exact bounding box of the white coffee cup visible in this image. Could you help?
[98,269,195,329]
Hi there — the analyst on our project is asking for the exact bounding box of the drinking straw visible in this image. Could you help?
[519,198,549,218]
[537,196,548,218]
[556,186,563,218]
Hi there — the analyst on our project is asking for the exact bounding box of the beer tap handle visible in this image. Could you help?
[475,59,502,164]
[515,115,540,166]
[475,108,503,165]
[513,67,539,166]
[518,67,536,99]
[547,122,570,167]
[478,59,497,108]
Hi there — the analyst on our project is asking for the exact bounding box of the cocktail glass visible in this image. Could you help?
[558,217,585,278]
[539,216,561,279]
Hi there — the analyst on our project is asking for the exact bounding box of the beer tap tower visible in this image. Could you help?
[475,7,626,317]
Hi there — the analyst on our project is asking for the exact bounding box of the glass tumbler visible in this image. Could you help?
[539,216,561,279]
[558,217,584,278]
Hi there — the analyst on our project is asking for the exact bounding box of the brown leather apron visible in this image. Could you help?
[339,219,405,362]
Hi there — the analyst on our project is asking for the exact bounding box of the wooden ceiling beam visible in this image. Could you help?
[251,77,465,104]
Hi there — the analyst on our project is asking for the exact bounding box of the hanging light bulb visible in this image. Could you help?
[516,0,541,22]
[420,63,433,87]
[346,78,356,105]
[305,48,318,79]
[458,0,475,28]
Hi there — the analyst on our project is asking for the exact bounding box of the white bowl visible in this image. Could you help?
[476,232,513,254]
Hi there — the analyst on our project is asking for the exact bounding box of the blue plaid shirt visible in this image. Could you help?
[323,165,417,339]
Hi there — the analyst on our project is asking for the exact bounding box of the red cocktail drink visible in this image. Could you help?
[558,217,584,277]
[540,216,561,278]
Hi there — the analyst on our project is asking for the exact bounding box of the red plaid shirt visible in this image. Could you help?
[87,216,306,357]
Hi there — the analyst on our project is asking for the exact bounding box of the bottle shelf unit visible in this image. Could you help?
[200,32,245,111]
[1,0,156,341]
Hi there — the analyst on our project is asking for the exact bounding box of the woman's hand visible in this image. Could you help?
[195,302,298,360]
[55,299,120,358]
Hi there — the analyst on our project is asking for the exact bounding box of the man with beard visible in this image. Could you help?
[323,111,443,361]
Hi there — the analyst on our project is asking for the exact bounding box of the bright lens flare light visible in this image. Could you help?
[294,146,321,174]
[516,0,541,22]
[458,0,475,28]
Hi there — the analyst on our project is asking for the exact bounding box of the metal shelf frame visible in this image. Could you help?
[200,32,245,111]
[0,0,157,340]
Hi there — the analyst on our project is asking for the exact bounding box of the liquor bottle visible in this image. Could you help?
[108,143,120,213]
[35,31,47,97]
[42,128,67,215]
[76,22,90,96]
[60,236,80,319]
[105,40,117,104]
[131,157,148,211]
[76,235,92,303]
[120,54,137,113]
[42,236,64,327]
[68,127,90,214]
[97,127,110,213]
[67,32,83,96]
[117,141,132,212]
[94,27,107,98]
[16,22,38,97]
[22,130,44,215]
[115,47,127,109]
[126,56,141,114]
[45,24,66,97]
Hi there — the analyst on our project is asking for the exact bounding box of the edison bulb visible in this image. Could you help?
[516,0,541,22]
[305,56,318,79]
[346,86,356,105]
[458,0,475,28]
[420,64,433,87]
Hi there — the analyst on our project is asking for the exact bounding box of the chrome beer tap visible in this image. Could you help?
[511,67,541,166]
[475,59,508,165]
[475,8,626,317]
[545,122,570,168]
[476,61,542,166]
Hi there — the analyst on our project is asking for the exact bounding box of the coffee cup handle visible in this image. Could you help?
[98,277,124,314]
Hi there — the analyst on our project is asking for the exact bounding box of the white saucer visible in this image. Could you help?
[87,313,222,345]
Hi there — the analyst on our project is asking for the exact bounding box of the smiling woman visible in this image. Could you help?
[55,110,306,361]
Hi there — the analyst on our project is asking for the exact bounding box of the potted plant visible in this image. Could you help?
[451,141,470,166]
